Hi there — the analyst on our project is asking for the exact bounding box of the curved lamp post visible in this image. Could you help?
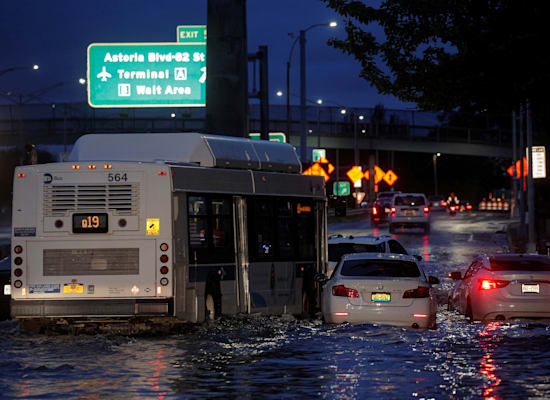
[285,21,337,163]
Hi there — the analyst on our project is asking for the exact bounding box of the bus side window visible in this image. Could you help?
[248,198,275,260]
[276,199,295,259]
[296,201,314,260]
[188,196,208,248]
[211,198,232,249]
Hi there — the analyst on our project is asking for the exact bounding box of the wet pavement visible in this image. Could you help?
[2,212,549,399]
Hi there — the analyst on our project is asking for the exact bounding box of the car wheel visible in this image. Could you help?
[465,298,474,322]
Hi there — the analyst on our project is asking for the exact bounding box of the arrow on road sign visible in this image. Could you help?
[383,169,398,186]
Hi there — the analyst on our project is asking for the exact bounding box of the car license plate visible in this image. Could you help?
[522,283,540,294]
[405,210,415,216]
[63,283,84,294]
[371,292,391,302]
[4,284,10,295]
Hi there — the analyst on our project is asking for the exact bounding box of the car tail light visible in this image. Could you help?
[403,286,430,298]
[466,204,472,210]
[423,207,429,213]
[391,207,396,216]
[441,201,447,207]
[478,279,509,290]
[372,207,378,215]
[332,284,359,298]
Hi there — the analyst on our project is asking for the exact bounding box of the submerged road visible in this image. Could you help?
[2,212,550,399]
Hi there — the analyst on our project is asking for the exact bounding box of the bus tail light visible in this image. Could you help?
[88,164,96,169]
[104,164,112,169]
[14,257,23,266]
[403,286,430,298]
[160,243,169,251]
[118,218,127,227]
[158,171,167,175]
[13,280,23,289]
[17,173,26,178]
[160,254,168,263]
[14,245,23,254]
[479,279,509,290]
[160,278,169,286]
[14,268,23,277]
[332,285,359,298]
[160,266,169,275]
[72,165,80,169]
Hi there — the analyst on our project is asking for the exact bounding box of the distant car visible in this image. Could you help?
[448,254,550,322]
[389,193,430,234]
[320,253,438,328]
[428,195,447,212]
[0,256,10,320]
[327,234,411,278]
[371,191,400,225]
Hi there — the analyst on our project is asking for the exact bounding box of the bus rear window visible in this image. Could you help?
[340,259,420,277]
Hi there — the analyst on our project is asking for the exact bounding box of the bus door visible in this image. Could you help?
[233,196,250,314]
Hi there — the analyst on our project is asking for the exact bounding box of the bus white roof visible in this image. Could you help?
[68,133,302,173]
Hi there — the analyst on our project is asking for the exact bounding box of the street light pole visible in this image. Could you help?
[299,29,307,164]
[433,153,440,195]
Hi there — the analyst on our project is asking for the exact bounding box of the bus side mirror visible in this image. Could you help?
[448,271,462,280]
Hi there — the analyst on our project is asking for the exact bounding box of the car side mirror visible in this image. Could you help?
[414,255,423,262]
[448,271,462,280]
[314,273,328,284]
[428,276,440,285]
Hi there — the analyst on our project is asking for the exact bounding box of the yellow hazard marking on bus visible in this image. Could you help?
[146,218,160,236]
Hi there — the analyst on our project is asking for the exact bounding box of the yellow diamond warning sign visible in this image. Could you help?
[383,169,398,186]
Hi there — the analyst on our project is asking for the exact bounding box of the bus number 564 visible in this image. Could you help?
[108,173,128,182]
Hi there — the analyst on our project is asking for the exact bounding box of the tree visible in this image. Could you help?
[322,0,548,115]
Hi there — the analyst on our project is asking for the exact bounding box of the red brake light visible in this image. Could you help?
[403,286,430,298]
[466,205,472,209]
[332,285,359,298]
[372,207,378,215]
[391,207,396,216]
[479,279,509,290]
[14,268,23,277]
[160,254,169,263]
[423,207,429,213]
[441,201,447,206]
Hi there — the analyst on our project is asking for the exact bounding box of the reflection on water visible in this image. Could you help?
[1,315,550,399]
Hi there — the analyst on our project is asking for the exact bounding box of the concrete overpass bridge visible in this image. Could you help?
[0,103,512,159]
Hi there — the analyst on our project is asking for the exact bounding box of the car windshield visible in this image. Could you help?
[489,256,550,271]
[328,243,386,262]
[340,259,421,277]
[394,196,425,206]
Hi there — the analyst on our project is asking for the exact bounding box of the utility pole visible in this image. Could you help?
[519,103,526,237]
[512,110,518,218]
[526,101,536,252]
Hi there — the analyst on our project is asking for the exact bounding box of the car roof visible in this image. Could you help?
[341,252,418,263]
[479,253,550,263]
[328,234,394,244]
[394,193,426,197]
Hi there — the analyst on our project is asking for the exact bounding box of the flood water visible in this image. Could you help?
[1,213,549,399]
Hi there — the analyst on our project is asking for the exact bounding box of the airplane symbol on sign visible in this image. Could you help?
[97,66,112,82]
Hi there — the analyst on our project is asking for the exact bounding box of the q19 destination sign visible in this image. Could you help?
[87,42,206,108]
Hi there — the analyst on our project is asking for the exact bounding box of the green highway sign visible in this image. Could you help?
[87,42,206,108]
[248,132,287,143]
[333,181,351,196]
[177,25,207,43]
[312,148,326,162]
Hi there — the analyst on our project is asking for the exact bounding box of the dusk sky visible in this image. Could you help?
[0,0,412,110]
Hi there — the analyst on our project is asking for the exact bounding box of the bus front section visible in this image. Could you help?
[10,162,174,325]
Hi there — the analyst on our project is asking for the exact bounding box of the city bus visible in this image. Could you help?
[10,133,327,330]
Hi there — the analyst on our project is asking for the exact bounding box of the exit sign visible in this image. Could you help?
[87,42,206,108]
[177,25,207,43]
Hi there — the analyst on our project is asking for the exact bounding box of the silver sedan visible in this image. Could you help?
[320,253,438,329]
